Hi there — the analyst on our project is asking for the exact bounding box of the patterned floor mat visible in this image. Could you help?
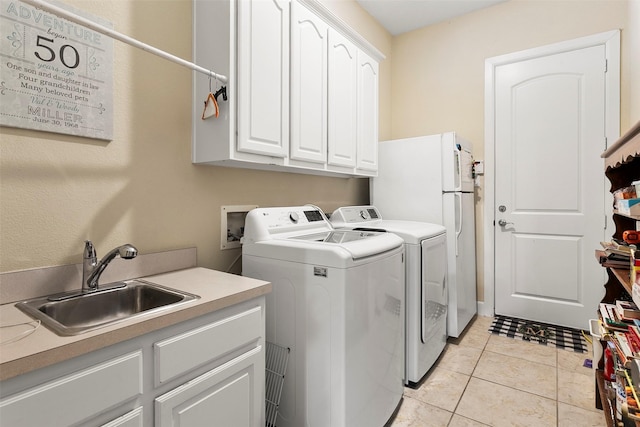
[488,315,588,353]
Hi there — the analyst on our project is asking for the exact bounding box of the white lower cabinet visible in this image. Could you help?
[0,352,143,427]
[0,297,265,427]
[101,407,144,427]
[155,346,263,426]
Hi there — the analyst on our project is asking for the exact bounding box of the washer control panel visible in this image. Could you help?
[332,206,381,224]
[243,206,331,242]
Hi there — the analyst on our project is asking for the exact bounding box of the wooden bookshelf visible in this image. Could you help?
[612,268,633,295]
[596,370,616,427]
[597,120,640,426]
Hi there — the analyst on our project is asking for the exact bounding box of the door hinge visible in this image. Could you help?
[605,59,608,73]
[605,136,608,150]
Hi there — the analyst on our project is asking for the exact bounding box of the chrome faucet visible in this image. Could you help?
[82,240,138,292]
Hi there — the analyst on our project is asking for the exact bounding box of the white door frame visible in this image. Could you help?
[481,30,621,318]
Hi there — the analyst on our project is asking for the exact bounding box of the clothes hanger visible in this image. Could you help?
[202,73,219,120]
[214,85,227,103]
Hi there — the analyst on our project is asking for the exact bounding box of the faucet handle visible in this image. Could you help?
[84,240,96,260]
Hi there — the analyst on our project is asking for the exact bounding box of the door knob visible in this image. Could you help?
[498,219,513,227]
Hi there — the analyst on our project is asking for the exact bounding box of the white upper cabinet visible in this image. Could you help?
[192,0,384,177]
[356,49,379,171]
[290,1,328,164]
[237,0,289,158]
[327,28,358,169]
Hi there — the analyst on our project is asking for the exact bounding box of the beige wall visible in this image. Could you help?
[0,0,392,276]
[391,0,633,302]
[630,0,640,121]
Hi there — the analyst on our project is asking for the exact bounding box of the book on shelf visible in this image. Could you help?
[614,331,634,363]
[600,302,630,331]
[596,248,631,269]
[611,327,640,366]
[617,300,640,320]
[601,241,634,257]
[607,253,632,262]
[609,341,628,368]
[628,324,640,349]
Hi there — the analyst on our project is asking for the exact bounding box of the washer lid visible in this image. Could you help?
[242,206,404,266]
[331,206,446,244]
[243,231,403,266]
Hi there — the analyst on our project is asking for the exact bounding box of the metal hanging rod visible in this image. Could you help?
[20,0,228,84]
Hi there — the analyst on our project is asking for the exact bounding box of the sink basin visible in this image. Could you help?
[15,280,199,336]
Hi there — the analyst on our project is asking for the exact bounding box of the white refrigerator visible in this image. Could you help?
[371,132,477,337]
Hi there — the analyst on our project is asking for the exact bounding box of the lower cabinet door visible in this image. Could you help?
[101,407,144,427]
[155,346,264,427]
[0,351,143,427]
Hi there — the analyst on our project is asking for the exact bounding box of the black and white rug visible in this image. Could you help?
[488,315,588,353]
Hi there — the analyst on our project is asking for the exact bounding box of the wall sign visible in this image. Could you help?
[0,0,113,140]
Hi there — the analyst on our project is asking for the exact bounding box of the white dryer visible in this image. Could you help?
[242,206,405,427]
[331,205,447,385]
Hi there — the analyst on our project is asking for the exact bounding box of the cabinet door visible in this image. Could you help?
[356,50,379,172]
[0,352,143,427]
[155,346,264,427]
[290,0,328,164]
[101,407,143,427]
[237,0,289,158]
[327,28,357,168]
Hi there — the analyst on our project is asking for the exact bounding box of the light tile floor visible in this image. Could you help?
[389,315,604,427]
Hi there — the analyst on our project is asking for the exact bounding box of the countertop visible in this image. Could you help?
[0,267,271,381]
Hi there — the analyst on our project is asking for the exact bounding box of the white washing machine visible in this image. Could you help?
[331,205,447,385]
[242,206,405,427]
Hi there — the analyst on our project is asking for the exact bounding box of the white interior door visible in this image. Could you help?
[494,44,608,330]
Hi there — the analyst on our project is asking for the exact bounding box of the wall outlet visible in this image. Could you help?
[221,205,257,250]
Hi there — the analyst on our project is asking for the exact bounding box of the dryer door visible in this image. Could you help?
[421,233,448,344]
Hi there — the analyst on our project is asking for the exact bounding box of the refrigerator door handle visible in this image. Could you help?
[454,150,461,191]
[455,192,462,256]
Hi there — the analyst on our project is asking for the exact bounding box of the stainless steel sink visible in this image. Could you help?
[15,280,199,336]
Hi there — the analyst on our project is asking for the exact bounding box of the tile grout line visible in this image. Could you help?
[556,347,560,427]
[447,331,492,425]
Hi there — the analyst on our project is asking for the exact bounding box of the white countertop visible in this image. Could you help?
[0,267,271,381]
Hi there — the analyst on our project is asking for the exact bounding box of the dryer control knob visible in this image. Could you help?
[359,210,369,220]
[289,212,299,223]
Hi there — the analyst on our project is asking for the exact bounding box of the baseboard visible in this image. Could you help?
[477,301,494,318]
